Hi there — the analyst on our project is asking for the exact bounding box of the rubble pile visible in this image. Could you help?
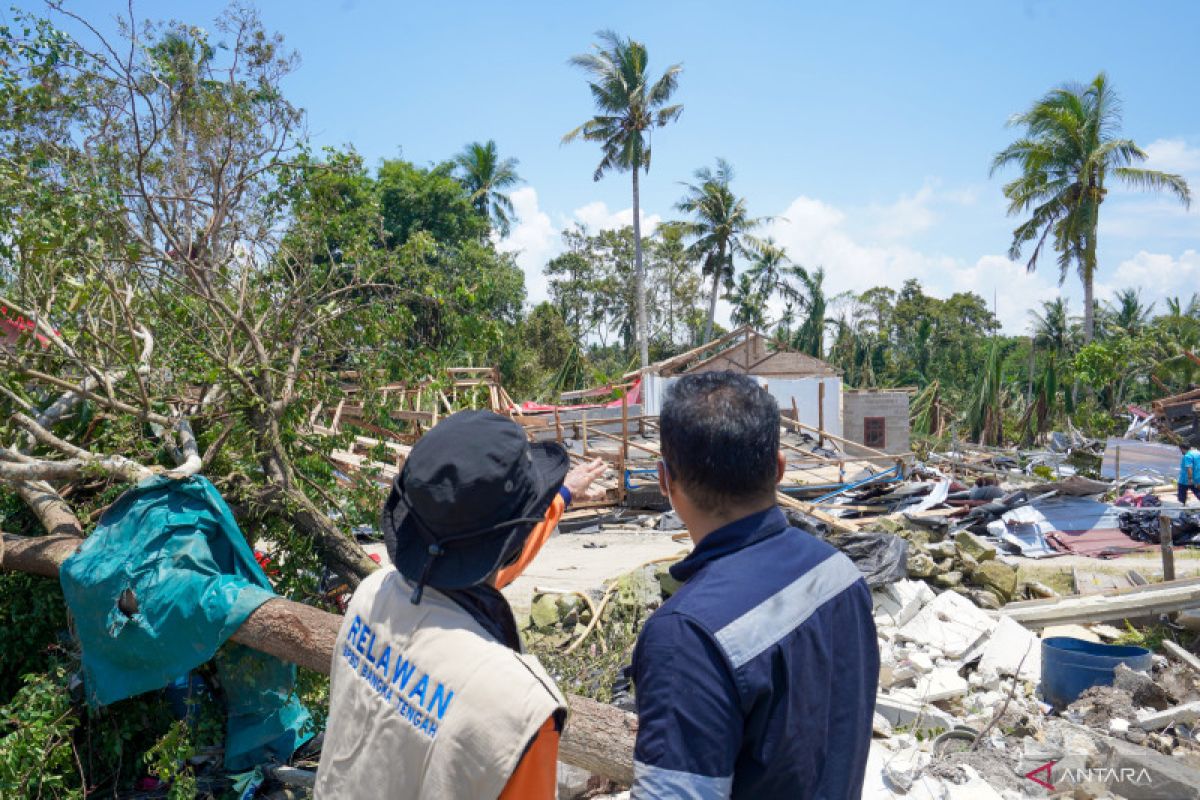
[889,522,1024,609]
[867,573,1200,799]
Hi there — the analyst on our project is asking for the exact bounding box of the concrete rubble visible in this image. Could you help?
[861,563,1200,799]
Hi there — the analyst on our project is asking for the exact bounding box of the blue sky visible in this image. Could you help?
[26,0,1200,332]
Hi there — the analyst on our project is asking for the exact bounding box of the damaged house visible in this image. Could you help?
[630,326,911,456]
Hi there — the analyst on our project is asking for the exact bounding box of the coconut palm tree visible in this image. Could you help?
[745,237,790,297]
[778,265,829,358]
[1102,288,1154,339]
[453,140,522,237]
[1166,294,1200,319]
[729,273,768,329]
[564,31,683,368]
[991,72,1190,343]
[674,159,763,343]
[1029,298,1078,357]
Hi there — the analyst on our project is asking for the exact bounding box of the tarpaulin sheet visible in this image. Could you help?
[60,476,312,770]
[1045,528,1153,558]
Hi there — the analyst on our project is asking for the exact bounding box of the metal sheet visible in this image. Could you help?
[1102,437,1180,481]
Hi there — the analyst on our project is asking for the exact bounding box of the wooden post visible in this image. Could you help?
[1161,514,1176,582]
[554,406,563,444]
[621,393,630,462]
[817,382,826,448]
[617,451,626,506]
[1115,446,1121,482]
[581,411,589,456]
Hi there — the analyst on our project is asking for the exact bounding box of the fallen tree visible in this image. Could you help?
[0,529,638,785]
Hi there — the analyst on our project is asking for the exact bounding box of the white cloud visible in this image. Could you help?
[766,194,1062,333]
[572,201,661,234]
[868,183,938,240]
[1094,249,1200,311]
[863,180,980,241]
[496,187,557,304]
[497,189,665,307]
[1143,138,1200,176]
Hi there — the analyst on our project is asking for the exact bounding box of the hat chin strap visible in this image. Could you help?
[406,511,545,605]
[410,543,444,605]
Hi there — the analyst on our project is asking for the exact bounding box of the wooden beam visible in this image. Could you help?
[621,325,753,381]
[0,531,637,783]
[1000,576,1200,628]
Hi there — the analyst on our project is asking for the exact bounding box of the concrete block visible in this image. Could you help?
[898,589,997,658]
[874,693,958,734]
[911,667,969,702]
[1136,701,1200,731]
[1095,735,1200,799]
[977,615,1041,682]
[873,579,936,627]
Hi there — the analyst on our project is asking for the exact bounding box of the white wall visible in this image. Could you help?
[643,374,842,437]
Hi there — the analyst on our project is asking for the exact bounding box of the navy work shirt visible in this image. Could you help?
[630,506,878,799]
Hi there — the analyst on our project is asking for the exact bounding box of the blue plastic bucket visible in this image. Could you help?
[1041,636,1152,708]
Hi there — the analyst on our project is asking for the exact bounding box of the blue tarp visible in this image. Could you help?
[60,476,312,770]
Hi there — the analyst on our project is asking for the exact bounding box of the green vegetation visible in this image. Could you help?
[0,3,1196,795]
[992,71,1191,343]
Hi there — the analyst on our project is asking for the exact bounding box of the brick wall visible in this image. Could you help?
[842,391,911,455]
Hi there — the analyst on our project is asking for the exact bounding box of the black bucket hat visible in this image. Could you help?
[382,410,569,603]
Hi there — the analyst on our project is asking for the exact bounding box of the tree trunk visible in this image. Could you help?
[703,262,721,344]
[0,530,638,784]
[1082,266,1095,343]
[260,485,380,588]
[632,169,649,368]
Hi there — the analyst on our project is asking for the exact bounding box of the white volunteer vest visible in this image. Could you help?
[314,567,565,800]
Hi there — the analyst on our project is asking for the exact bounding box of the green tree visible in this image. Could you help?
[564,31,683,368]
[378,159,487,246]
[1030,298,1078,358]
[1102,288,1154,339]
[991,72,1190,342]
[675,159,764,343]
[650,223,701,348]
[779,265,829,358]
[745,237,790,297]
[729,273,768,329]
[453,140,522,237]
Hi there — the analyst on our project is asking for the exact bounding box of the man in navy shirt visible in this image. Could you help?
[631,371,878,799]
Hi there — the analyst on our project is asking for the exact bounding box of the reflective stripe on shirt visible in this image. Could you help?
[714,551,863,668]
[631,760,733,800]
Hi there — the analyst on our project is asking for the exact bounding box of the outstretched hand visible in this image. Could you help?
[564,457,607,502]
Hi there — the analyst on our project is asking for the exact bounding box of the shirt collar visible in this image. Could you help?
[669,506,789,582]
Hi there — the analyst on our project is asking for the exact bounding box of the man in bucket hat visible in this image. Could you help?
[315,411,605,799]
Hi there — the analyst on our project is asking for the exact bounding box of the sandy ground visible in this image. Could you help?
[1012,549,1200,580]
[362,528,690,612]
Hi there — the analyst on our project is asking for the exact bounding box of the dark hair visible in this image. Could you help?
[659,371,780,512]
